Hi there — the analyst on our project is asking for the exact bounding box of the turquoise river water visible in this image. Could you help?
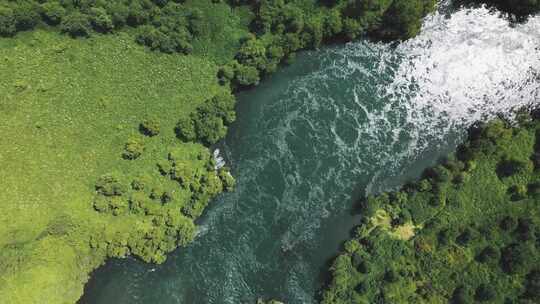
[80,3,540,304]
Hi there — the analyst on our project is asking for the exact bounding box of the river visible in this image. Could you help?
[80,3,540,304]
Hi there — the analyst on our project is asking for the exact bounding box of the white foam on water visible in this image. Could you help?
[392,6,540,152]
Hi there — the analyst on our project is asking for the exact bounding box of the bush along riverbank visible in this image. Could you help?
[0,0,440,303]
[321,110,540,304]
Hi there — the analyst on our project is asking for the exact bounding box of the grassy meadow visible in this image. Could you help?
[0,2,250,300]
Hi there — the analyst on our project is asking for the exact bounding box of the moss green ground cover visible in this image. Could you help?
[322,114,540,303]
[0,20,245,302]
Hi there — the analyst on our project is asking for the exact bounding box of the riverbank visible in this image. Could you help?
[0,0,439,303]
[80,4,540,303]
[322,112,540,303]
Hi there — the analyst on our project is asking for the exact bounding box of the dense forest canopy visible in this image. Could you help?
[322,111,540,303]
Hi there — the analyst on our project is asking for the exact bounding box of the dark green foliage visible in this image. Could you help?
[61,12,91,37]
[379,0,437,40]
[41,2,66,25]
[477,245,500,263]
[456,227,474,245]
[89,7,113,33]
[176,92,236,145]
[475,284,496,302]
[458,0,540,18]
[451,286,473,304]
[13,1,40,31]
[175,116,197,142]
[500,243,527,274]
[140,118,160,137]
[218,168,236,192]
[122,137,145,160]
[95,174,126,197]
[322,115,540,304]
[497,158,529,178]
[524,269,540,300]
[0,6,16,36]
[500,216,516,231]
[509,184,527,201]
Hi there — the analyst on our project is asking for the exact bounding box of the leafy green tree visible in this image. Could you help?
[234,63,260,87]
[13,1,39,31]
[0,6,16,36]
[123,137,145,160]
[175,116,196,142]
[524,269,540,300]
[451,286,472,304]
[41,2,66,25]
[90,7,114,32]
[95,174,126,197]
[477,245,500,263]
[475,284,496,302]
[61,12,91,37]
[140,118,160,136]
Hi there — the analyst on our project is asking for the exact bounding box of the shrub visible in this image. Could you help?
[156,160,172,176]
[61,12,91,37]
[218,168,235,192]
[175,116,196,142]
[524,269,540,300]
[90,7,114,32]
[384,268,399,283]
[344,239,361,254]
[456,227,474,245]
[516,218,535,241]
[41,2,66,25]
[475,284,496,302]
[500,243,527,274]
[95,174,126,197]
[140,118,160,136]
[477,245,500,263]
[509,184,527,201]
[123,137,145,160]
[528,181,540,198]
[500,216,516,231]
[13,1,39,31]
[451,286,472,304]
[0,6,16,36]
[105,2,129,28]
[234,64,260,87]
[497,158,529,178]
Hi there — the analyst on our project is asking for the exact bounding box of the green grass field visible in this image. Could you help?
[0,1,250,300]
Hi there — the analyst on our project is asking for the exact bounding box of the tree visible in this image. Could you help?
[477,245,499,263]
[13,1,39,31]
[475,284,496,302]
[0,6,16,36]
[234,63,260,87]
[175,116,196,142]
[497,158,529,178]
[140,118,160,136]
[524,270,540,300]
[451,286,472,304]
[41,2,66,25]
[90,7,114,32]
[61,12,91,37]
[95,174,126,197]
[123,137,144,160]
